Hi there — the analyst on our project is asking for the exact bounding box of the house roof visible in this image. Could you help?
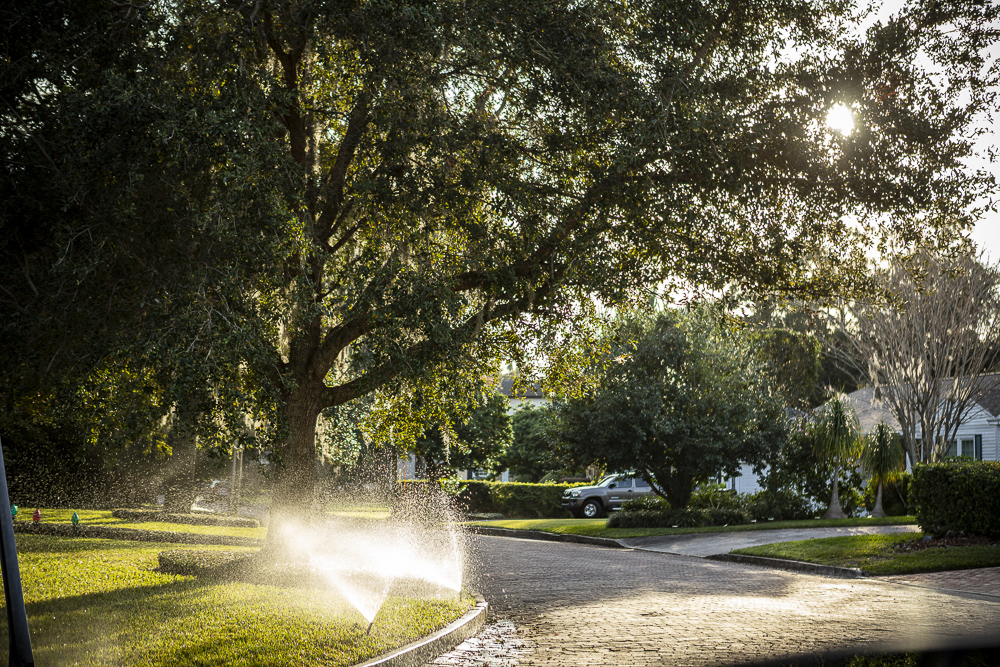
[499,378,545,399]
[970,374,1000,418]
[846,373,1000,431]
[845,387,901,434]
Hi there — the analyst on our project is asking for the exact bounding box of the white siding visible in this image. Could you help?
[951,404,994,460]
[918,402,999,461]
[728,464,764,495]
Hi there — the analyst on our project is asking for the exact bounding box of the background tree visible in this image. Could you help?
[861,421,906,518]
[750,329,823,410]
[832,251,1000,465]
[500,405,565,482]
[745,301,862,407]
[412,393,513,480]
[3,0,998,519]
[813,394,863,519]
[759,417,865,517]
[558,309,787,508]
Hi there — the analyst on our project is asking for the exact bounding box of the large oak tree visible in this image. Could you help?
[3,0,998,522]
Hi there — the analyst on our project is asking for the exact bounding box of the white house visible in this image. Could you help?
[726,379,1000,494]
[845,382,999,464]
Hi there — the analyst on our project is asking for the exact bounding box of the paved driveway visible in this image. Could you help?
[434,535,1000,666]
[619,524,921,556]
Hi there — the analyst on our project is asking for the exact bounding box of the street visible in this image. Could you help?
[431,535,1000,666]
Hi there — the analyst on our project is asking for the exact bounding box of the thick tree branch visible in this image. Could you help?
[317,94,370,241]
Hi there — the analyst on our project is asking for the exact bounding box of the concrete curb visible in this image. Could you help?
[706,553,865,578]
[466,525,627,549]
[356,595,489,667]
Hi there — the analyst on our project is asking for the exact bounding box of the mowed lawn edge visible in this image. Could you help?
[464,516,918,539]
[730,533,1000,576]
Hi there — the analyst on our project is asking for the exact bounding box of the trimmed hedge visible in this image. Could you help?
[112,508,261,528]
[12,520,262,546]
[158,549,258,577]
[607,507,751,529]
[619,488,814,522]
[396,479,586,518]
[912,460,1000,538]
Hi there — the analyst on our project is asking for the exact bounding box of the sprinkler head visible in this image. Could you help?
[71,512,80,527]
[10,504,17,519]
[32,509,40,523]
[366,621,375,635]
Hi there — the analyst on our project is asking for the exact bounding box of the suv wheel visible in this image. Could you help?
[581,499,603,519]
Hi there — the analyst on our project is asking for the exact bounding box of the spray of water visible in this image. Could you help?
[270,490,465,628]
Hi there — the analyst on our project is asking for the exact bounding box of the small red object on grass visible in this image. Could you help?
[32,509,40,523]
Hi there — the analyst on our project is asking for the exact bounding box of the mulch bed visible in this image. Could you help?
[894,534,1000,552]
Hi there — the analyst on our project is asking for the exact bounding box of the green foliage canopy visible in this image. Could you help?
[862,421,906,489]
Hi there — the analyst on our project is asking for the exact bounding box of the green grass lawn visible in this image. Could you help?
[466,516,918,539]
[731,533,1000,575]
[3,534,473,666]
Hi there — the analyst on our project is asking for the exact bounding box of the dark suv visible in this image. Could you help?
[561,474,656,518]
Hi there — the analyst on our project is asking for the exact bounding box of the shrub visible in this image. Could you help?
[394,479,585,518]
[607,507,750,529]
[912,460,1000,538]
[863,472,911,517]
[689,484,744,511]
[111,508,260,527]
[838,486,865,518]
[620,495,670,512]
[158,549,256,577]
[746,489,814,521]
[485,482,573,518]
[12,521,260,546]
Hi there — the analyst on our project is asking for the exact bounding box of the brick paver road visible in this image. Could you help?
[439,535,1000,666]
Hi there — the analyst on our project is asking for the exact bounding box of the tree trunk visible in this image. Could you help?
[822,463,846,519]
[871,482,886,518]
[268,382,325,541]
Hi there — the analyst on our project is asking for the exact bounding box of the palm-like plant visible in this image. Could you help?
[862,421,906,517]
[813,394,862,519]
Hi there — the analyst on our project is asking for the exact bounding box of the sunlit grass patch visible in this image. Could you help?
[2,535,474,666]
[323,498,393,520]
[15,508,119,525]
[730,533,1000,575]
[466,516,918,538]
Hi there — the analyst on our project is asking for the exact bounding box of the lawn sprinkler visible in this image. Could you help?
[366,620,375,635]
[32,509,40,523]
[71,512,80,528]
[10,504,17,520]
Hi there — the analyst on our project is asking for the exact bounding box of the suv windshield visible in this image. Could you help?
[597,475,619,487]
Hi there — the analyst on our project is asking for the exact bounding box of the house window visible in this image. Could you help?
[961,439,975,458]
[947,440,958,457]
